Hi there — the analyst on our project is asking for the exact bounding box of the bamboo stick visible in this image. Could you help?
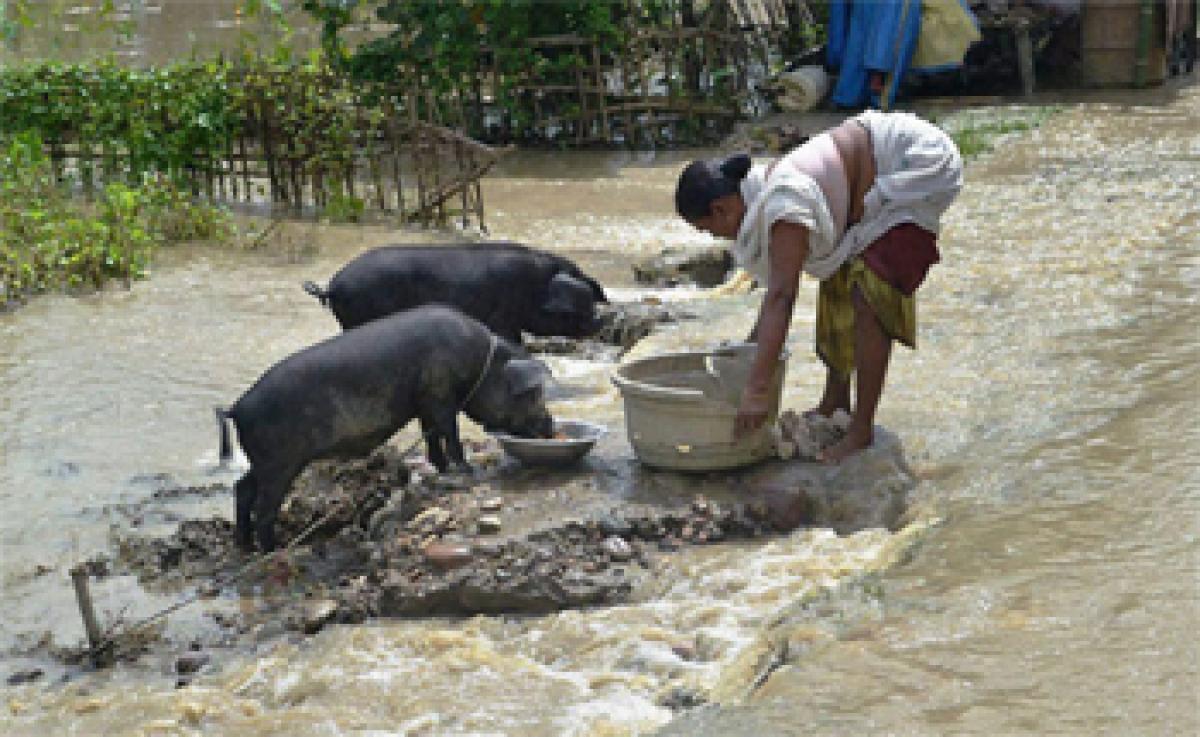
[70,566,103,659]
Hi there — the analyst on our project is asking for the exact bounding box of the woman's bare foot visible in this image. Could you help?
[807,370,851,420]
[817,424,873,464]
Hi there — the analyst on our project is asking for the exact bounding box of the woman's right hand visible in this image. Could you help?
[733,383,773,439]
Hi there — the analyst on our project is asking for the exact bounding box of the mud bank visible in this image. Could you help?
[23,409,912,693]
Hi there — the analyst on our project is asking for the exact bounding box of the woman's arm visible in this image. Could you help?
[734,220,809,438]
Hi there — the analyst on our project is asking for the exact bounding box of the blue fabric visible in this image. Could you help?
[828,0,874,108]
[875,0,922,108]
[826,0,923,110]
[826,0,850,70]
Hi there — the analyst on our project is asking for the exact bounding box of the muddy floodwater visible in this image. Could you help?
[3,81,1200,734]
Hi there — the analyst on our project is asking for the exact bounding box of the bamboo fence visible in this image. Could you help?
[36,0,807,225]
[42,71,505,230]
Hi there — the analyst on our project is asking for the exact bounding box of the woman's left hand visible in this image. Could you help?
[734,385,772,439]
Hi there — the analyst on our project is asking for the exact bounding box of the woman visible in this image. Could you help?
[675,111,962,463]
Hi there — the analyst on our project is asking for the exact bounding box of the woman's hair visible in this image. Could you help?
[675,153,752,220]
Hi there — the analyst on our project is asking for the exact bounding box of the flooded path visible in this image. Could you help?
[661,87,1200,734]
[2,81,1199,735]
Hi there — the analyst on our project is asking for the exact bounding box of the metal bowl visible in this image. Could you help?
[492,420,606,466]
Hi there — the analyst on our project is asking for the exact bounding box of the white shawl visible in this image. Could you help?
[731,111,963,282]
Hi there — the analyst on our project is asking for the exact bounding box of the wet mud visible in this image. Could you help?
[25,400,895,690]
[45,444,847,679]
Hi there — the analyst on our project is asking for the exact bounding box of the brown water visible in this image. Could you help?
[2,1,330,66]
[2,13,1199,731]
[658,88,1200,734]
[0,147,916,735]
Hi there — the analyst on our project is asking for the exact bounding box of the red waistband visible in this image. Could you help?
[858,223,940,296]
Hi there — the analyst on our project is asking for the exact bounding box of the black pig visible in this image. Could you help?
[216,305,553,551]
[303,242,608,342]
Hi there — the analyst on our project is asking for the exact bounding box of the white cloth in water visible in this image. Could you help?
[732,110,963,283]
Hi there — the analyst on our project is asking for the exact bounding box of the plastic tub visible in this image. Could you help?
[610,344,787,471]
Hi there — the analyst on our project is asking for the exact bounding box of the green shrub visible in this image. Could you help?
[322,192,365,223]
[0,60,236,186]
[0,132,230,305]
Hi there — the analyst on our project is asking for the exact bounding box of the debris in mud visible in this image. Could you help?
[48,617,166,669]
[82,450,809,658]
[5,668,44,686]
[106,448,415,586]
[525,300,693,357]
[601,535,634,561]
[174,650,210,676]
[658,685,708,710]
[476,515,502,534]
[522,335,622,360]
[772,409,851,461]
[300,600,339,635]
[595,301,693,350]
[46,424,907,676]
[633,245,733,288]
[421,541,474,571]
[150,483,228,501]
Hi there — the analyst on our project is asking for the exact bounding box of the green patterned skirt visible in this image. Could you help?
[814,257,917,379]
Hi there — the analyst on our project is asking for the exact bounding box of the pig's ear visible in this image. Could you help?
[542,272,591,314]
[504,358,552,395]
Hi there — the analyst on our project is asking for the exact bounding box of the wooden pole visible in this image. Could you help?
[70,566,104,657]
[409,90,426,223]
[388,103,405,214]
[370,117,385,211]
[1015,17,1036,97]
[575,41,587,144]
[592,43,611,143]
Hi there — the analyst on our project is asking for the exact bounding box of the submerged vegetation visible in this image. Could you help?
[0,132,229,306]
[0,55,402,304]
[936,106,1062,159]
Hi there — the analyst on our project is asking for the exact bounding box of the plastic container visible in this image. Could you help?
[775,66,829,113]
[610,344,787,471]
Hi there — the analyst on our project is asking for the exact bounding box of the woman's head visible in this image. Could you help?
[675,153,752,239]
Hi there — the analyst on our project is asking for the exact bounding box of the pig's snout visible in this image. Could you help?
[514,413,554,439]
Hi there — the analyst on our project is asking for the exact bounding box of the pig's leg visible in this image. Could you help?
[419,416,449,472]
[234,470,257,551]
[252,462,302,552]
[430,407,470,470]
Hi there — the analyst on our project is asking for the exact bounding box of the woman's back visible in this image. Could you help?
[775,132,850,236]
